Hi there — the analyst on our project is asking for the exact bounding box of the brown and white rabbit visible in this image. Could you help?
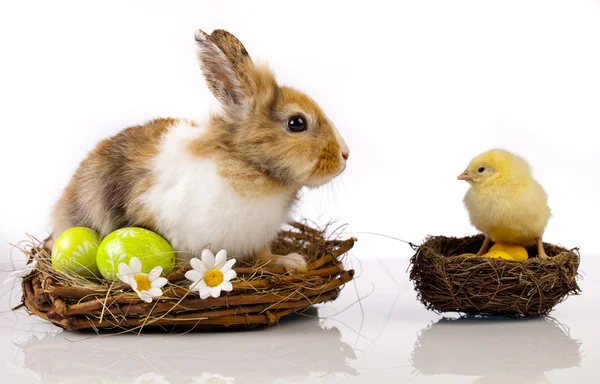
[51,29,349,271]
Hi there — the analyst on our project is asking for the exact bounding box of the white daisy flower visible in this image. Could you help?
[185,250,236,299]
[117,257,168,303]
[4,259,38,285]
[192,373,235,384]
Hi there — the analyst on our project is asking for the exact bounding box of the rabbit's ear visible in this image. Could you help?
[194,29,254,106]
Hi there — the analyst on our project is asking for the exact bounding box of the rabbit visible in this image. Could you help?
[51,29,349,271]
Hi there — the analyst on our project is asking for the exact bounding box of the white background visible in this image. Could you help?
[1,1,600,383]
[1,0,599,261]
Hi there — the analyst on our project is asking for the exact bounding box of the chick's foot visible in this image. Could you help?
[536,237,549,259]
[477,235,492,256]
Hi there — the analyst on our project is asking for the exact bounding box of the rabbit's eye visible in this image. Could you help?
[287,115,307,133]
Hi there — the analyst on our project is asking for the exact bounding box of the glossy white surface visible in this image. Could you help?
[2,0,600,261]
[1,243,597,383]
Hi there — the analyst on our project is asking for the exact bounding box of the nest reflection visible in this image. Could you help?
[411,316,582,383]
[13,310,357,384]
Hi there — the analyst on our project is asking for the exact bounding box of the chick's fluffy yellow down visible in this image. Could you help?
[464,179,550,246]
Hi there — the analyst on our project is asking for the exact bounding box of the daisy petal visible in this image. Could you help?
[199,287,212,299]
[130,257,142,274]
[215,250,227,268]
[201,249,215,269]
[118,262,132,277]
[148,266,163,281]
[190,258,207,273]
[211,286,221,298]
[220,281,233,292]
[220,259,236,273]
[185,270,204,282]
[222,270,236,282]
[139,292,152,303]
[146,288,163,297]
[9,269,22,278]
[128,277,138,290]
[190,279,207,291]
[151,277,168,289]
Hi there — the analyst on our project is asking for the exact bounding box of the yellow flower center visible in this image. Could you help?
[133,275,151,291]
[204,268,224,287]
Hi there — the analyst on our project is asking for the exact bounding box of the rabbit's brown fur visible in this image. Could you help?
[52,29,349,270]
[53,118,175,236]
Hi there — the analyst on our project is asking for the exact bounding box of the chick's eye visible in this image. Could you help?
[287,115,307,133]
[478,167,486,173]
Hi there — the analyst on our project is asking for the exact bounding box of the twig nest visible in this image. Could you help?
[18,222,355,332]
[409,235,580,317]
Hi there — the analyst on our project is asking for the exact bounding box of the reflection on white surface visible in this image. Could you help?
[2,256,599,383]
[411,316,582,384]
[131,373,170,384]
[9,309,357,384]
[192,373,235,384]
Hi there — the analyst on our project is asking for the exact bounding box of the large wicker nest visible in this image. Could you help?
[409,235,580,317]
[15,222,356,332]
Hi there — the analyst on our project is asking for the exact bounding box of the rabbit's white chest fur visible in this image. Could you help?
[142,120,293,260]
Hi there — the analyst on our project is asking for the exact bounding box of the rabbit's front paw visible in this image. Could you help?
[275,252,308,272]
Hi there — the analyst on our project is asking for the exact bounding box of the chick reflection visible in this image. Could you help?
[411,316,582,384]
[14,310,357,384]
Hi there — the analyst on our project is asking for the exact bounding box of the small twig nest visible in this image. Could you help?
[18,222,356,332]
[409,235,580,317]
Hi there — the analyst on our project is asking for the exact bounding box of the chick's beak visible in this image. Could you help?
[457,170,474,181]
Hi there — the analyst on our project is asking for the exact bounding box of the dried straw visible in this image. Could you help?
[409,235,580,317]
[17,222,356,332]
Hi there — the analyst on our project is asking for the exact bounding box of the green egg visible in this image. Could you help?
[96,227,175,281]
[52,227,102,278]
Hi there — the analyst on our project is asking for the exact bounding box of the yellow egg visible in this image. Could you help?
[490,243,529,261]
[484,250,516,260]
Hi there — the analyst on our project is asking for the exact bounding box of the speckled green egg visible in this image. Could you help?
[51,227,102,278]
[96,227,175,281]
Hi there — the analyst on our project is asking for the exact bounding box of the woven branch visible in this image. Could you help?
[409,235,580,317]
[18,222,356,332]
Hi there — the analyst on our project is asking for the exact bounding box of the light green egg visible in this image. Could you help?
[52,227,102,278]
[96,227,175,281]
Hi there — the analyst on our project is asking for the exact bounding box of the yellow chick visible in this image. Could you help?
[458,149,551,258]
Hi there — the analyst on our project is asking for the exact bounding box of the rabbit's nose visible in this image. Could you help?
[342,152,349,161]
